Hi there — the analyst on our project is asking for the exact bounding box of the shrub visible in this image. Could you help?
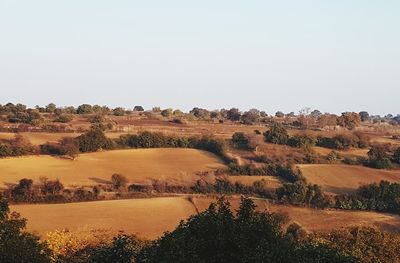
[111,174,128,190]
[78,128,113,152]
[276,182,332,208]
[231,132,252,150]
[327,151,340,162]
[367,145,393,169]
[264,123,289,144]
[54,114,73,123]
[287,134,316,148]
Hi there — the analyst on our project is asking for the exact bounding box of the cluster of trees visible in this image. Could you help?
[117,131,227,158]
[276,181,332,208]
[4,178,101,204]
[226,163,304,182]
[316,133,370,150]
[264,123,370,151]
[335,181,400,213]
[0,134,36,157]
[231,132,253,150]
[365,145,400,169]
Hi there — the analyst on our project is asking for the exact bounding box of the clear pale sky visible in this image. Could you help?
[0,1,399,115]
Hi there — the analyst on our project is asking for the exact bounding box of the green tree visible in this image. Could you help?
[77,127,112,152]
[0,197,51,263]
[241,109,260,125]
[231,132,252,150]
[89,234,145,263]
[77,104,93,114]
[367,145,392,169]
[138,197,354,263]
[113,107,126,116]
[264,123,289,144]
[226,108,241,121]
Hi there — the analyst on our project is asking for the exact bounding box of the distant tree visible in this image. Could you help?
[77,127,112,152]
[317,114,338,128]
[113,107,126,116]
[367,145,392,169]
[11,178,34,202]
[210,110,220,119]
[226,108,241,121]
[359,111,370,122]
[0,198,51,263]
[45,103,57,113]
[264,123,289,144]
[231,132,252,150]
[310,110,322,118]
[77,104,93,114]
[59,137,79,159]
[152,107,161,113]
[133,106,144,111]
[241,109,260,125]
[337,112,361,130]
[111,174,128,190]
[54,114,73,123]
[189,107,210,119]
[64,106,76,114]
[40,177,64,195]
[160,108,173,117]
[275,111,285,118]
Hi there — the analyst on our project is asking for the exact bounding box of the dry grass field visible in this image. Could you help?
[228,176,283,189]
[313,146,369,158]
[0,148,226,187]
[11,197,197,240]
[12,196,400,239]
[299,164,400,195]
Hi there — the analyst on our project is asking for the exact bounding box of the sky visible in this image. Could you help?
[0,1,399,115]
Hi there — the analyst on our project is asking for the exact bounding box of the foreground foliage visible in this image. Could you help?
[0,198,50,263]
[137,197,355,263]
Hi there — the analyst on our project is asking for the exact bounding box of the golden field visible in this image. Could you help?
[299,164,400,195]
[12,196,400,239]
[0,148,225,187]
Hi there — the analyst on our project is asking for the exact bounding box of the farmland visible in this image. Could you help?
[0,148,225,188]
[12,196,400,240]
[299,164,400,195]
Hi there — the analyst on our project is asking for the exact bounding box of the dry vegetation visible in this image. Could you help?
[299,164,400,195]
[12,196,400,240]
[0,148,225,188]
